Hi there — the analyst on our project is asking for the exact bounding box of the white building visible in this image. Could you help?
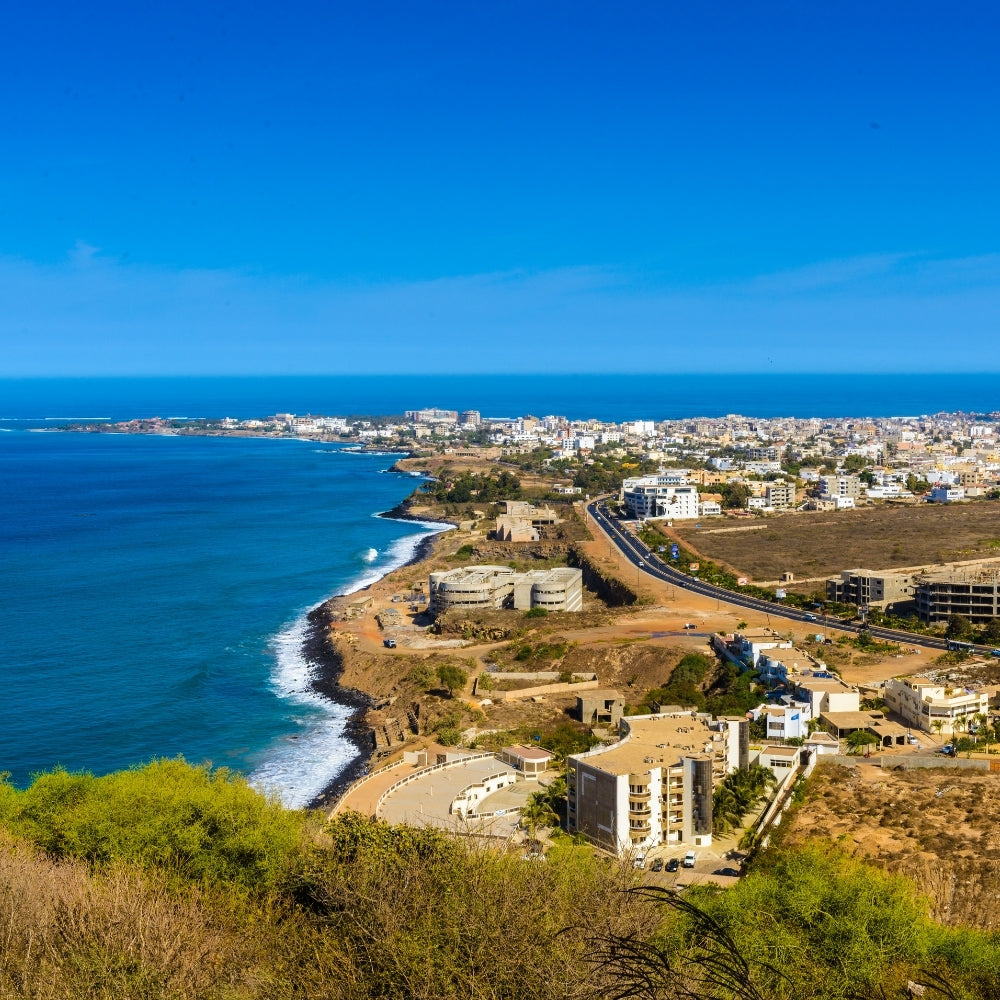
[929,485,965,503]
[753,703,811,741]
[567,712,749,855]
[883,678,989,736]
[622,477,700,520]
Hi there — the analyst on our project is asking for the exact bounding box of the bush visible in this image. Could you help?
[436,663,469,696]
[524,606,549,618]
[0,759,308,892]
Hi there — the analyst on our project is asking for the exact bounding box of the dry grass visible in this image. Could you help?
[0,834,249,998]
[674,501,1000,583]
[778,761,1000,929]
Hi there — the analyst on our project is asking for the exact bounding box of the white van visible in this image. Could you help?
[683,851,696,869]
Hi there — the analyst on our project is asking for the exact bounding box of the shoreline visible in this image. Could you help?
[301,509,454,810]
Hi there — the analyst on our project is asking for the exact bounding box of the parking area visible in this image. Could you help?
[632,846,746,889]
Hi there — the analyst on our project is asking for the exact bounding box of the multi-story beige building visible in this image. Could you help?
[825,568,916,612]
[765,481,797,508]
[883,678,989,735]
[566,712,748,855]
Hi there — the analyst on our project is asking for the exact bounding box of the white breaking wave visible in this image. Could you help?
[250,520,453,808]
[248,611,357,809]
[361,547,378,563]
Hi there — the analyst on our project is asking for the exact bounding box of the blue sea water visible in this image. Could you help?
[2,373,998,806]
[0,430,445,806]
[1,372,998,423]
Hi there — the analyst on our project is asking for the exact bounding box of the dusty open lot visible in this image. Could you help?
[776,759,1000,929]
[672,501,1000,585]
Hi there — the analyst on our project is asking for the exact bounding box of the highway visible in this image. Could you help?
[586,498,982,655]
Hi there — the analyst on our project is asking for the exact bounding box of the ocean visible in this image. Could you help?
[1,373,997,806]
[0,429,445,806]
[1,372,999,423]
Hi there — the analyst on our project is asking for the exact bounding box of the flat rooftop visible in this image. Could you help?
[569,713,726,777]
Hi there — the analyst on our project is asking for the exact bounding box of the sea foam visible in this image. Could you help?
[250,519,452,808]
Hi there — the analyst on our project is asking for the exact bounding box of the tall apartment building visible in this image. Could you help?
[621,476,700,520]
[914,568,1000,624]
[566,712,748,855]
[818,475,863,499]
[825,568,915,611]
[743,446,779,461]
[404,408,459,424]
[765,481,797,508]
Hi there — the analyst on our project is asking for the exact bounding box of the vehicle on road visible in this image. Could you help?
[665,858,679,873]
[650,858,664,872]
[383,638,397,648]
[805,614,818,621]
[683,623,696,630]
[633,853,646,869]
[683,851,696,868]
[907,735,919,745]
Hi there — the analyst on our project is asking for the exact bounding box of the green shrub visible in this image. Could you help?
[0,759,308,892]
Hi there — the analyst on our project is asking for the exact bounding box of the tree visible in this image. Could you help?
[721,482,750,509]
[520,790,558,841]
[931,719,945,742]
[982,618,1000,645]
[846,730,880,755]
[946,614,975,641]
[436,663,468,697]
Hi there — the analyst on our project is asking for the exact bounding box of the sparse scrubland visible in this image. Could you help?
[2,759,1000,998]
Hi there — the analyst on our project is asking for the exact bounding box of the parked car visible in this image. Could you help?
[666,858,680,873]
[383,638,397,649]
[713,867,741,877]
[683,851,696,868]
[683,623,697,630]
[633,853,646,869]
[650,858,664,872]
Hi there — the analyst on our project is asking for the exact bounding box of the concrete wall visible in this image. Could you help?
[490,679,601,702]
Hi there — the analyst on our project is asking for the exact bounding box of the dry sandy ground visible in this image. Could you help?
[322,503,940,764]
[672,501,1000,586]
[779,759,1000,929]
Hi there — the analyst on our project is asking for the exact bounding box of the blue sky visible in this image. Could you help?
[2,1,998,374]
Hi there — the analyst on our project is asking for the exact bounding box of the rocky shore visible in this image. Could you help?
[303,508,454,809]
[301,600,375,809]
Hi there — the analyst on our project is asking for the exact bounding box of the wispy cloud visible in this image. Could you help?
[2,249,999,374]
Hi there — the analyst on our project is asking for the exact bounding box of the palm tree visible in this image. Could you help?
[520,791,558,842]
[974,713,989,755]
[931,718,945,743]
[712,786,742,835]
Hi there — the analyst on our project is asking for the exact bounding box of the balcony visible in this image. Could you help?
[629,805,652,817]
[629,819,651,833]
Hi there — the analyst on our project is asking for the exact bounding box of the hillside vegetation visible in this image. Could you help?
[2,759,1000,999]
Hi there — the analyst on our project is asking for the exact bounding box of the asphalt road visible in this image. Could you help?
[586,499,995,656]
